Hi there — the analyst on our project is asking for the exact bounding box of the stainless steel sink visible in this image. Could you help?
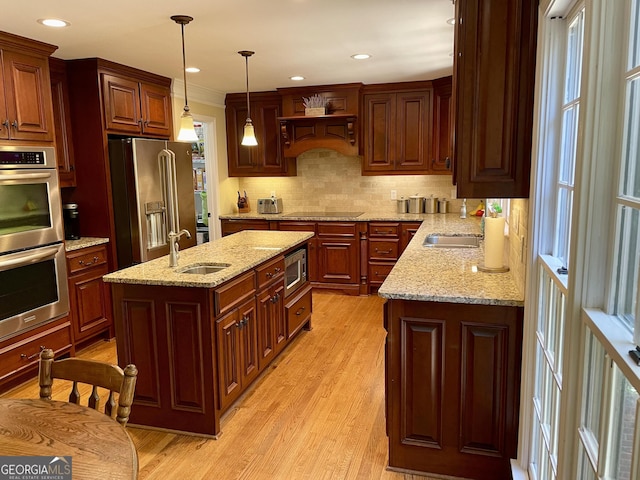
[423,234,480,248]
[178,263,230,274]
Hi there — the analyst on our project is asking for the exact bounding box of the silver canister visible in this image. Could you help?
[425,195,437,213]
[396,197,408,214]
[408,194,424,214]
[438,198,448,214]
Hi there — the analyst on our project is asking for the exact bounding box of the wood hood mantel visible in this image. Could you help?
[277,83,362,158]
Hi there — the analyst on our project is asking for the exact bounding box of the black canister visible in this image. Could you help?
[63,203,80,240]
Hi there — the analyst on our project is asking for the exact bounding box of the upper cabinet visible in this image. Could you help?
[361,82,434,175]
[49,57,76,187]
[432,76,453,174]
[101,70,172,137]
[226,91,295,177]
[453,0,539,198]
[0,32,56,144]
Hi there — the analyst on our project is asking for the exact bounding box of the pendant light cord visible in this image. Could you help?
[180,23,189,110]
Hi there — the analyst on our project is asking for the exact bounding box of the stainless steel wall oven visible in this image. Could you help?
[0,146,69,340]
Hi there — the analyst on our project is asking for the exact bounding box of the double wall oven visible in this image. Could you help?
[0,146,68,340]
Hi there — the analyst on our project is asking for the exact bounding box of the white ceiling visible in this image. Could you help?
[0,0,455,99]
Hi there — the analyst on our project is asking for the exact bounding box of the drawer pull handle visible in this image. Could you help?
[295,306,306,316]
[274,267,281,273]
[78,256,99,267]
[375,248,392,254]
[20,345,45,361]
[266,272,273,278]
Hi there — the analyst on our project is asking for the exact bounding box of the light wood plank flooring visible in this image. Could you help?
[2,292,439,480]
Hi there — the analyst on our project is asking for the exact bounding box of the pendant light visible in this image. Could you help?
[239,50,258,146]
[171,15,199,143]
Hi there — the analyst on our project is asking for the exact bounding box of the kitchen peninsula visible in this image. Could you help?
[104,230,313,436]
[378,221,524,480]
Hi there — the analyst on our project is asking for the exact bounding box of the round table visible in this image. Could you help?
[0,398,138,479]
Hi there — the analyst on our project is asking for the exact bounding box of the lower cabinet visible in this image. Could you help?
[66,244,113,344]
[384,299,523,480]
[0,317,73,392]
[368,222,420,293]
[111,249,312,437]
[216,297,259,411]
[316,222,361,295]
[221,219,270,236]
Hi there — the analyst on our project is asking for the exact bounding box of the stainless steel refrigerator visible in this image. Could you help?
[109,138,196,269]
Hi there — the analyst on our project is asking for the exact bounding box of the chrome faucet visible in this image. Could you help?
[168,229,191,267]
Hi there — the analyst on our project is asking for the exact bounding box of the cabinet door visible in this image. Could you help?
[257,287,276,370]
[432,77,453,173]
[271,282,287,356]
[256,100,283,174]
[395,91,431,172]
[50,60,76,187]
[68,264,111,343]
[101,73,142,134]
[362,93,395,172]
[454,0,538,198]
[238,297,259,387]
[400,222,421,253]
[226,100,256,176]
[139,82,172,137]
[318,238,359,284]
[1,50,54,142]
[216,309,242,411]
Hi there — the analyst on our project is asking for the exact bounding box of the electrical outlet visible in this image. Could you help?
[270,190,276,197]
[390,190,397,200]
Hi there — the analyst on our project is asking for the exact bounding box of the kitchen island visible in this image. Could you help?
[378,221,524,480]
[104,230,313,437]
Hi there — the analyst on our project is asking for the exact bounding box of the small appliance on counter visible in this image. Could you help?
[257,197,284,214]
[63,203,80,240]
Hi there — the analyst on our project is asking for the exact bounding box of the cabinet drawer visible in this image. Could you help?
[285,284,312,339]
[0,320,72,382]
[214,271,256,317]
[66,245,108,275]
[256,256,285,290]
[369,239,399,260]
[369,222,400,237]
[317,222,357,238]
[368,262,395,285]
[277,221,316,233]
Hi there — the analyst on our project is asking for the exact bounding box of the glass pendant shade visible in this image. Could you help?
[177,108,198,142]
[241,120,258,146]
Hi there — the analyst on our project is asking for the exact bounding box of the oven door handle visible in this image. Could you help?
[0,245,60,272]
[0,172,53,181]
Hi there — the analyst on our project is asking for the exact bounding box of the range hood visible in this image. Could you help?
[277,83,362,158]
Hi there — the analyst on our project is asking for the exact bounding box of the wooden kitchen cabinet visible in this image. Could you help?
[432,76,453,174]
[0,316,73,393]
[49,58,76,187]
[385,299,523,479]
[317,222,360,293]
[367,222,400,293]
[256,255,286,370]
[285,283,313,339]
[225,92,296,177]
[362,82,432,175]
[66,244,113,345]
[0,32,56,144]
[216,296,259,411]
[221,218,270,236]
[400,222,421,252]
[453,0,538,198]
[101,72,172,137]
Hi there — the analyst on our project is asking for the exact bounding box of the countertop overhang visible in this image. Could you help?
[103,230,313,288]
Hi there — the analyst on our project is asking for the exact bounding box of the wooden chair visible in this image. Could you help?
[38,348,138,426]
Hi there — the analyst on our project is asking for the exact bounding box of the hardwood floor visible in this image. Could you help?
[2,292,439,480]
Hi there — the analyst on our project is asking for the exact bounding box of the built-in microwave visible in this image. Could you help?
[284,248,307,297]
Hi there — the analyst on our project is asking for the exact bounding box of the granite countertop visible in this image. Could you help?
[378,221,524,307]
[65,237,110,252]
[219,211,478,222]
[103,230,313,288]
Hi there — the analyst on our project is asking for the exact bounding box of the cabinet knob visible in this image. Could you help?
[11,120,18,129]
[1,119,8,130]
[20,345,45,361]
[266,272,273,278]
[295,306,306,316]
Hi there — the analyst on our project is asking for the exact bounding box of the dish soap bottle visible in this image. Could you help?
[460,199,467,219]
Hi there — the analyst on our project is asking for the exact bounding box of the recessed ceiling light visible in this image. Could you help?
[351,54,371,60]
[290,76,305,81]
[37,18,70,28]
[185,67,200,73]
[446,17,456,25]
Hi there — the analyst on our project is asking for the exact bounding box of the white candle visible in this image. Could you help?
[484,217,506,269]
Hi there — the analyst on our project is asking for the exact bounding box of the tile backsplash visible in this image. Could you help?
[236,149,466,213]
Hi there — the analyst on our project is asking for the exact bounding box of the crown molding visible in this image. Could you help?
[172,79,225,108]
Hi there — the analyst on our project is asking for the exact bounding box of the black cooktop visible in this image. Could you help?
[283,211,364,217]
